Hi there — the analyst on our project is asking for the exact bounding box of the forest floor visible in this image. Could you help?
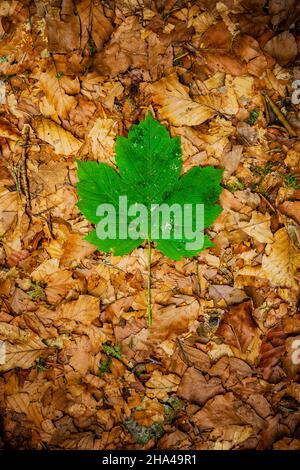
[0,0,300,450]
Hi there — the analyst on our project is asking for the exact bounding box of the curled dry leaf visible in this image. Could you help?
[279,201,300,226]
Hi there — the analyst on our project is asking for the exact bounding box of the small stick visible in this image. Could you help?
[262,91,297,137]
[147,238,152,326]
[20,125,32,211]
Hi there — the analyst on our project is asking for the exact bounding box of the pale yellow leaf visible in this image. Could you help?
[232,76,254,101]
[57,295,100,324]
[262,228,300,288]
[31,259,60,282]
[88,118,118,162]
[6,393,44,427]
[34,117,82,155]
[149,74,216,126]
[0,322,51,371]
[191,11,216,34]
[239,211,274,244]
[0,189,18,234]
[39,66,78,119]
[60,233,96,265]
[204,72,225,91]
[145,370,180,401]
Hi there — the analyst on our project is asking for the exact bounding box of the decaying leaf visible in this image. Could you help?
[216,301,258,353]
[263,32,297,66]
[34,117,82,155]
[239,211,274,244]
[148,74,216,126]
[262,228,300,288]
[38,66,78,119]
[0,323,53,371]
[56,295,100,325]
[1,0,300,452]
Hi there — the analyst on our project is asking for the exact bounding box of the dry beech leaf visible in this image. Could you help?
[150,301,199,343]
[6,393,44,427]
[263,31,297,66]
[177,367,224,405]
[262,228,300,288]
[193,392,264,429]
[0,189,18,234]
[211,425,254,450]
[56,295,100,325]
[149,74,216,126]
[209,285,248,305]
[44,270,78,305]
[0,117,21,141]
[239,211,274,244]
[0,322,52,371]
[176,341,211,372]
[76,0,113,50]
[34,117,82,155]
[88,118,118,163]
[221,145,243,179]
[93,16,147,76]
[145,370,180,401]
[45,6,80,53]
[39,66,78,119]
[202,52,246,76]
[60,233,96,265]
[216,300,257,353]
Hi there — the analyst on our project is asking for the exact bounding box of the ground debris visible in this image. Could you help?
[0,0,300,451]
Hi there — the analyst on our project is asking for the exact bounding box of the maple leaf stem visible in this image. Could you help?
[147,238,152,326]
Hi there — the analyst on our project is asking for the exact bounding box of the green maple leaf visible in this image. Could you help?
[76,113,223,323]
[77,113,223,258]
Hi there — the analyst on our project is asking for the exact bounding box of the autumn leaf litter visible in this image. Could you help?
[0,0,300,451]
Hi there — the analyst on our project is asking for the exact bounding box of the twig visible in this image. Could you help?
[147,238,152,326]
[20,125,32,212]
[262,91,297,137]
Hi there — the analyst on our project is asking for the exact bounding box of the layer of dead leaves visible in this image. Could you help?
[0,0,300,450]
